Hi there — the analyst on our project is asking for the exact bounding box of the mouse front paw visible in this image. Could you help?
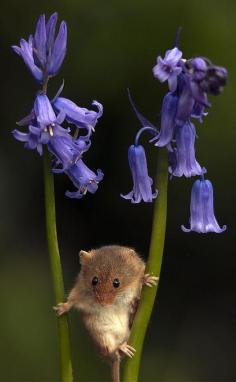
[118,342,136,358]
[143,273,159,287]
[53,302,69,316]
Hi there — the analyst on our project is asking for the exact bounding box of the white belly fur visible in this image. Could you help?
[83,305,130,354]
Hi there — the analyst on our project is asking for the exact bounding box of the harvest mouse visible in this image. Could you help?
[54,245,158,381]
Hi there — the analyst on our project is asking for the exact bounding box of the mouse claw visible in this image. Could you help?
[143,274,159,287]
[118,342,136,358]
[53,302,69,316]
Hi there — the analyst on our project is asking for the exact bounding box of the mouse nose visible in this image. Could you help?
[95,292,114,305]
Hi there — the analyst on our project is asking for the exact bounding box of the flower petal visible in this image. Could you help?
[14,38,43,82]
[34,94,56,126]
[152,92,178,147]
[46,12,58,53]
[48,21,67,75]
[34,15,47,66]
[12,129,29,142]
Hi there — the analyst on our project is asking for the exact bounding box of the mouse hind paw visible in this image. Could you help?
[118,342,136,358]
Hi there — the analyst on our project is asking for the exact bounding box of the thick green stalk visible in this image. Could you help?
[43,150,73,382]
[123,148,168,382]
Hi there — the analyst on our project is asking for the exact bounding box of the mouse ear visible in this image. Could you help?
[79,250,93,265]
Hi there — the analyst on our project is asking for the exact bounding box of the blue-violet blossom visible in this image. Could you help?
[168,122,204,178]
[122,36,227,235]
[12,13,104,200]
[13,93,103,199]
[152,45,227,180]
[48,135,91,173]
[13,94,69,151]
[153,47,182,92]
[65,160,104,199]
[121,145,158,204]
[12,13,67,82]
[151,92,178,147]
[53,97,103,138]
[182,178,226,233]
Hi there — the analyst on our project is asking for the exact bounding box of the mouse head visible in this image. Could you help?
[79,245,145,306]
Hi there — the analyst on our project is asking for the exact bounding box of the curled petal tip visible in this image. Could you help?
[11,45,21,54]
[181,225,191,233]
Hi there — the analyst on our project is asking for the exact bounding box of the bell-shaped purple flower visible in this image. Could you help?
[182,178,226,233]
[151,92,178,147]
[202,66,228,95]
[15,94,58,129]
[12,125,43,155]
[153,47,183,92]
[191,101,208,123]
[12,36,43,82]
[121,145,158,204]
[65,160,104,199]
[46,16,67,77]
[34,94,68,140]
[175,59,213,126]
[13,94,69,152]
[34,93,57,126]
[187,57,208,82]
[48,135,91,173]
[12,13,67,82]
[175,82,196,126]
[169,122,204,177]
[53,97,103,134]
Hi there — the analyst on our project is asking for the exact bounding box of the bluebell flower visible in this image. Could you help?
[12,125,44,155]
[169,122,204,177]
[201,65,228,95]
[13,93,69,151]
[65,160,104,199]
[121,145,158,203]
[34,94,67,132]
[187,57,208,81]
[48,135,91,173]
[34,93,58,127]
[12,13,67,82]
[13,91,104,199]
[12,12,104,201]
[182,178,226,233]
[53,97,103,136]
[186,58,228,96]
[175,81,196,126]
[153,47,183,92]
[151,92,178,147]
[191,101,208,123]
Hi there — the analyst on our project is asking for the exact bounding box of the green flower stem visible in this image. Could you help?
[43,150,73,382]
[123,148,168,382]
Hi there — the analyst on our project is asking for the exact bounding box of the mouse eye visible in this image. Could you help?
[92,276,99,286]
[113,278,120,288]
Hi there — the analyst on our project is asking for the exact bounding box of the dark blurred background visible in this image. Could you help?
[0,0,235,381]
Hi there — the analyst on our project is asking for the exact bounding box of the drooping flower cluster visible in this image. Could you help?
[12,13,104,199]
[122,38,227,233]
[152,49,227,178]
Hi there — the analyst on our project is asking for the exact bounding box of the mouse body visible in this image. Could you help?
[54,245,158,359]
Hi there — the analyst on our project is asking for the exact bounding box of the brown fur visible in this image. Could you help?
[78,245,145,305]
[63,246,145,357]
